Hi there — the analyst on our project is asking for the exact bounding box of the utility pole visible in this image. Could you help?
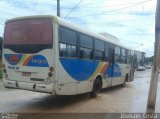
[57,0,60,17]
[146,0,160,113]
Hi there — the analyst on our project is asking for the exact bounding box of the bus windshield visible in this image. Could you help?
[4,18,53,53]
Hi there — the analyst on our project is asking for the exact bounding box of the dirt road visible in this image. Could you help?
[0,69,159,114]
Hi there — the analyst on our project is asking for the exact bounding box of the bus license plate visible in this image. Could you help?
[22,72,31,77]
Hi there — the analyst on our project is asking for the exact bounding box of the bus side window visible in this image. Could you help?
[121,48,127,64]
[79,34,93,59]
[80,47,93,59]
[60,43,67,57]
[105,42,109,61]
[67,45,76,57]
[108,44,115,63]
[59,26,77,58]
[94,39,105,61]
[127,50,131,64]
[115,46,121,63]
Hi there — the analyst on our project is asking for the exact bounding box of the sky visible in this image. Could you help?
[0,0,156,56]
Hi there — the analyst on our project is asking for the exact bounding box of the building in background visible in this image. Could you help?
[134,50,146,68]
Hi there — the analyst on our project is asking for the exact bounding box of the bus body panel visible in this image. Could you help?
[56,57,130,95]
[56,59,94,95]
[3,48,55,93]
[3,17,56,94]
[3,79,54,93]
[111,63,131,86]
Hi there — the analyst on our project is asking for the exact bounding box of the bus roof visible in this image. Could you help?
[5,15,54,23]
[6,15,133,51]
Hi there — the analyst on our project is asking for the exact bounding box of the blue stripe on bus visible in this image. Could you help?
[60,58,121,81]
[60,58,98,81]
[104,63,121,77]
[4,54,49,67]
[112,63,121,77]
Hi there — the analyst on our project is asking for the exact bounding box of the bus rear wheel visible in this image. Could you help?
[90,77,102,97]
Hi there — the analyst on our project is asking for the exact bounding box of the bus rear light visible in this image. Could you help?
[48,72,52,77]
[49,67,54,72]
[3,69,6,73]
[2,64,5,68]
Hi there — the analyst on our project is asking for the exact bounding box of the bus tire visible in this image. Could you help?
[122,74,128,87]
[90,77,102,97]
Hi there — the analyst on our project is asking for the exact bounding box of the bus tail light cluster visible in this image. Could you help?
[48,72,52,77]
[2,64,8,79]
[49,67,54,72]
[48,67,54,77]
[45,67,54,84]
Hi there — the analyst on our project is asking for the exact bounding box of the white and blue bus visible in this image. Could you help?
[2,15,135,96]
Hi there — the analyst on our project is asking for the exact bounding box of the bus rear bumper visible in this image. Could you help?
[2,79,55,94]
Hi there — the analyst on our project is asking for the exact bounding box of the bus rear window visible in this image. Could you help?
[4,18,52,45]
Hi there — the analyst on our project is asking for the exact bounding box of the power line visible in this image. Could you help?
[78,0,153,17]
[0,0,154,18]
[49,0,150,16]
[73,1,146,10]
[64,0,84,19]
